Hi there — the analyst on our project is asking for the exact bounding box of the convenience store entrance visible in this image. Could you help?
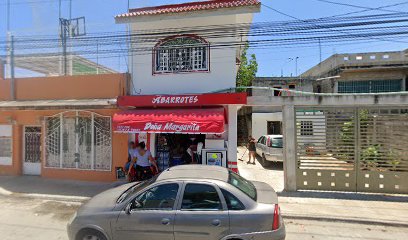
[155,134,206,171]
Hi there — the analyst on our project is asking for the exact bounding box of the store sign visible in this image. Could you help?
[117,92,247,107]
[144,122,200,132]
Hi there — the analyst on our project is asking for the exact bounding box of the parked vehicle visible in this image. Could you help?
[67,165,286,240]
[256,135,284,166]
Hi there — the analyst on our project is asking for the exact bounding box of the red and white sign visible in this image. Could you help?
[113,108,225,134]
[117,92,246,107]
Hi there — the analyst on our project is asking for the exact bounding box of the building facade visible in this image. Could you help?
[0,73,130,181]
[249,77,314,140]
[114,0,260,173]
[302,49,408,93]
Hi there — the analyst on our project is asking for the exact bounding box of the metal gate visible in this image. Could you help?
[295,107,408,194]
[23,126,42,175]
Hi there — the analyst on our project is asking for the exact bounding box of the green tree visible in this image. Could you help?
[236,44,258,89]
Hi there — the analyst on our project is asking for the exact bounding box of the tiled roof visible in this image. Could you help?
[116,0,260,19]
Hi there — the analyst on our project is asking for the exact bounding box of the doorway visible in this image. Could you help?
[267,121,282,135]
[23,126,42,175]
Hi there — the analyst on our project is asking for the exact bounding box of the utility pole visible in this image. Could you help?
[60,18,70,75]
[7,0,11,32]
[318,38,322,63]
[7,34,15,100]
[295,57,299,76]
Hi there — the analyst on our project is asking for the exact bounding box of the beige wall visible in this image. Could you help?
[0,109,128,182]
[0,73,129,101]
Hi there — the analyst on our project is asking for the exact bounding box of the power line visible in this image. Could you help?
[315,0,408,14]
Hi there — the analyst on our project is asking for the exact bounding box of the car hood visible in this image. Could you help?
[77,182,136,216]
[251,181,279,204]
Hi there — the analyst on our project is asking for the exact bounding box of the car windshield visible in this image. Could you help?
[228,171,257,201]
[116,176,158,204]
[271,137,283,148]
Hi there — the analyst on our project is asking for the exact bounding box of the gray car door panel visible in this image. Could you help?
[174,182,230,240]
[113,182,181,240]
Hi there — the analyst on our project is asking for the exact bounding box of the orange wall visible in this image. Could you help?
[0,109,128,182]
[0,73,129,101]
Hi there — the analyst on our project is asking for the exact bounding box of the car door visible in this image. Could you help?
[113,182,181,240]
[256,136,264,156]
[174,182,229,240]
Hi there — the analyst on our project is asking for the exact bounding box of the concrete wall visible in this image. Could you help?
[303,50,408,77]
[127,12,255,94]
[251,112,283,140]
[0,109,128,182]
[0,73,129,101]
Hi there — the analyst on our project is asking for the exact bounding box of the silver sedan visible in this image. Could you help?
[67,165,286,240]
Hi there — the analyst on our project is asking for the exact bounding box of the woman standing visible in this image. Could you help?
[135,142,159,180]
[247,136,256,165]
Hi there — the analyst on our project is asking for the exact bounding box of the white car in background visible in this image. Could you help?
[255,135,284,166]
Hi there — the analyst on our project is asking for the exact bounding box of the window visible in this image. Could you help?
[154,36,209,74]
[370,55,376,60]
[273,86,282,96]
[131,183,179,210]
[270,137,283,148]
[181,184,222,211]
[267,121,282,135]
[221,189,245,210]
[44,111,112,170]
[300,121,314,136]
[257,136,264,144]
[338,80,402,93]
[288,84,296,89]
[228,171,257,201]
[0,125,12,165]
[383,54,390,59]
[343,56,349,61]
[356,56,363,60]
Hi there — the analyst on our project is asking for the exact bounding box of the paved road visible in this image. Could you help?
[1,193,408,240]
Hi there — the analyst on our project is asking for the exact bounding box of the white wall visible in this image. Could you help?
[252,112,283,140]
[128,12,254,94]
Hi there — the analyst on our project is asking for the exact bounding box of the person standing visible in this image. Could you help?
[135,142,159,180]
[247,136,256,165]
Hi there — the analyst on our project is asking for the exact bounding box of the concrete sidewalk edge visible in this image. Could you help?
[283,213,408,228]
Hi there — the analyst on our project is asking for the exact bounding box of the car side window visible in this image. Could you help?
[131,183,179,210]
[181,183,222,211]
[257,137,263,143]
[221,189,245,210]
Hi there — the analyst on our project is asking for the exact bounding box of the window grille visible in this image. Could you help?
[338,80,402,93]
[0,137,11,158]
[300,121,314,136]
[154,36,209,74]
[45,111,112,171]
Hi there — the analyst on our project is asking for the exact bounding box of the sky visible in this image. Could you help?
[1,0,407,77]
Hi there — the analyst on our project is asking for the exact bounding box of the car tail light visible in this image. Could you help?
[272,204,280,230]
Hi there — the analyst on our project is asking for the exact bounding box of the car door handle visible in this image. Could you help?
[161,218,170,225]
[212,219,221,227]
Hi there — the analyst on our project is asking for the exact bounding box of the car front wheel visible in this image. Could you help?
[76,229,107,240]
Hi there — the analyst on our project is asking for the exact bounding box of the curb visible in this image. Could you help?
[283,213,408,228]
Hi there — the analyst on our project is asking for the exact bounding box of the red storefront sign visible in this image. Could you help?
[117,92,247,107]
[113,108,225,134]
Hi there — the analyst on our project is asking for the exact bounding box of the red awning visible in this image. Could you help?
[113,108,225,134]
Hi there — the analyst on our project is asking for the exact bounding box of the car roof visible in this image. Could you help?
[156,165,229,183]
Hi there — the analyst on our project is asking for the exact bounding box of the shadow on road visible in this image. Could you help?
[278,190,408,203]
[256,155,284,171]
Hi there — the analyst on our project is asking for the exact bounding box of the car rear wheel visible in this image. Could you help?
[262,154,271,167]
[76,229,107,240]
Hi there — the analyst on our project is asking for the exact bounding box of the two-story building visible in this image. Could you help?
[114,0,260,172]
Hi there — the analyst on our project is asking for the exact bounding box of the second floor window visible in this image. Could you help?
[154,36,209,74]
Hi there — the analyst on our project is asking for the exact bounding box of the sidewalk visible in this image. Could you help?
[0,175,121,202]
[237,146,408,227]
